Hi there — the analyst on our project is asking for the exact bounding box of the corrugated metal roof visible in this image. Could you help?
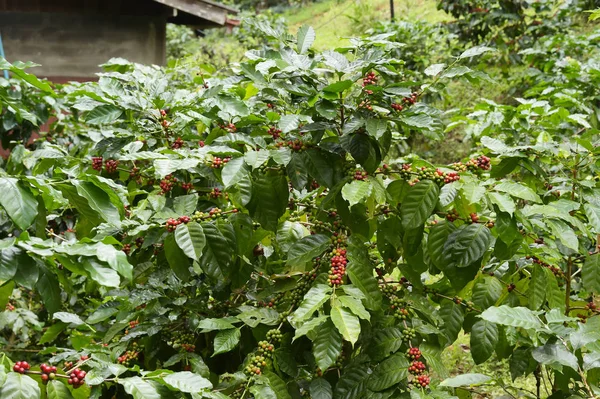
[152,0,238,26]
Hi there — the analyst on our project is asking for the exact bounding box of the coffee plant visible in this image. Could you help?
[438,0,576,63]
[0,18,599,399]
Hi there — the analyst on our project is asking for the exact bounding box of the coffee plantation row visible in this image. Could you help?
[0,9,599,399]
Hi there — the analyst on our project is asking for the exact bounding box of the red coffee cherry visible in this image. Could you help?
[91,157,103,171]
[407,347,422,360]
[13,361,30,374]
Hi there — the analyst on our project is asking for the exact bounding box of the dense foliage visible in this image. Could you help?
[167,14,288,70]
[0,11,600,399]
[437,0,577,63]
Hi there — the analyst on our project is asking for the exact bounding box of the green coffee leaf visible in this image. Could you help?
[331,301,361,345]
[213,328,241,356]
[293,315,329,341]
[309,378,332,399]
[341,180,372,207]
[338,295,370,321]
[290,285,331,324]
[532,343,578,371]
[287,234,330,268]
[528,264,547,310]
[163,371,212,392]
[0,372,41,399]
[46,381,74,399]
[297,25,316,54]
[175,222,206,261]
[0,178,38,230]
[445,224,493,268]
[471,320,498,364]
[582,253,600,294]
[401,180,440,230]
[480,306,542,330]
[367,352,408,391]
[120,377,161,399]
[440,301,464,342]
[346,237,382,310]
[313,320,343,371]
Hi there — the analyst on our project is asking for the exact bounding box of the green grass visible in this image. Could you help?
[282,0,450,49]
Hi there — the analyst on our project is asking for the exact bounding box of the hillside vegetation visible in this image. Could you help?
[0,0,599,398]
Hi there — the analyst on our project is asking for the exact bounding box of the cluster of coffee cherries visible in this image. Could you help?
[363,71,378,94]
[328,247,348,286]
[159,109,169,129]
[168,332,196,353]
[67,368,87,389]
[390,298,410,320]
[309,219,336,234]
[402,92,419,106]
[210,188,223,199]
[352,169,368,181]
[92,157,119,174]
[191,207,232,222]
[129,166,142,183]
[430,168,457,186]
[266,329,283,344]
[160,174,178,194]
[528,255,564,278]
[91,156,104,171]
[408,360,426,375]
[380,281,398,294]
[443,171,460,184]
[403,327,417,341]
[335,353,346,368]
[245,340,275,376]
[398,164,460,187]
[257,341,275,359]
[268,126,282,139]
[446,209,460,222]
[331,232,348,246]
[122,243,131,255]
[220,123,237,133]
[181,182,193,191]
[246,354,267,376]
[12,361,31,374]
[391,102,404,112]
[210,156,231,169]
[452,155,491,172]
[39,363,58,384]
[359,100,373,111]
[172,137,185,149]
[407,347,421,360]
[280,139,307,152]
[118,344,140,367]
[105,159,119,174]
[415,374,431,388]
[406,348,430,388]
[165,215,191,232]
[579,303,599,322]
[289,270,318,306]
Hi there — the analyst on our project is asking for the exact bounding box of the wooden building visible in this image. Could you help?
[0,0,238,80]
